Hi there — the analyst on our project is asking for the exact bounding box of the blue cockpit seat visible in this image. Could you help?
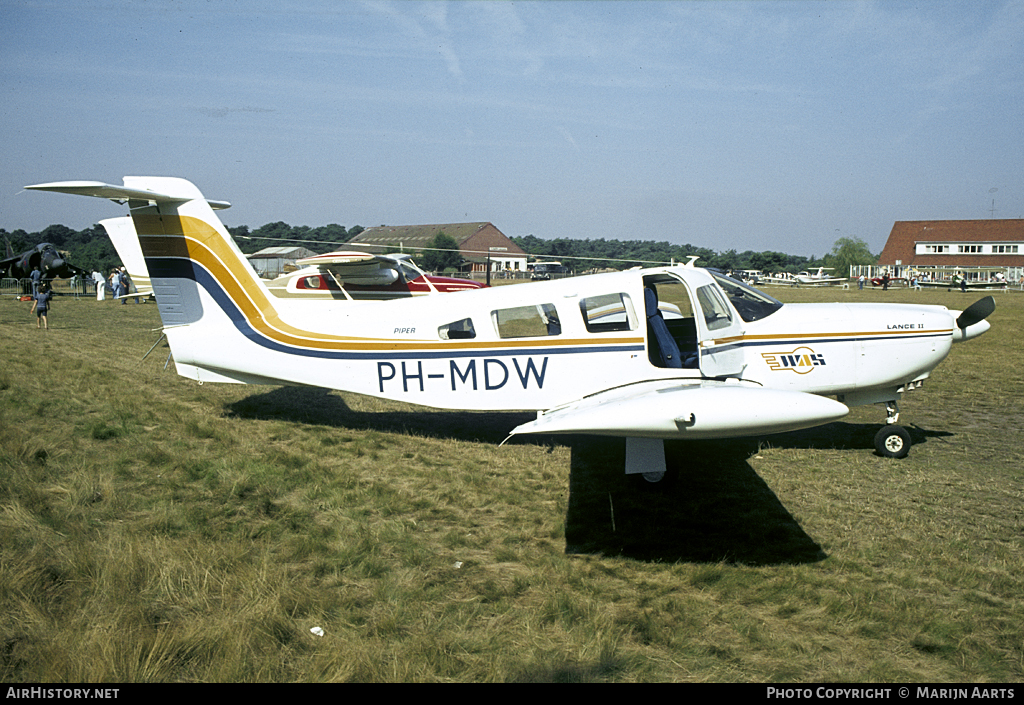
[645,287,683,369]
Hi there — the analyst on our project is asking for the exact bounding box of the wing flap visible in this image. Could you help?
[510,381,849,440]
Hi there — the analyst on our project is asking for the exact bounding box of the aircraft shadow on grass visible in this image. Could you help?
[562,435,823,565]
[225,385,536,445]
[224,386,950,566]
[563,423,953,565]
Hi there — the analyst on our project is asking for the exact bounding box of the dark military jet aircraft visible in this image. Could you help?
[1,241,88,280]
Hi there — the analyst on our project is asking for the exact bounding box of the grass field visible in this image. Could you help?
[1,285,1022,682]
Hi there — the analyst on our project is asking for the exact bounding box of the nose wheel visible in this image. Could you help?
[874,402,911,458]
[875,424,911,458]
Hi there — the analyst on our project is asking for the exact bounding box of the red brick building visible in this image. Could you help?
[347,222,528,276]
[877,219,1024,283]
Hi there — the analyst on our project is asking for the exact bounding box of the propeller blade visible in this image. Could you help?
[957,296,995,330]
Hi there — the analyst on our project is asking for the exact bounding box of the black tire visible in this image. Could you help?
[875,425,911,459]
[629,469,676,490]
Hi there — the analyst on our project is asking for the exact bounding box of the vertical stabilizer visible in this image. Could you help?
[24,177,287,383]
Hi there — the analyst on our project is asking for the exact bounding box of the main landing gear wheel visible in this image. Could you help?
[874,424,911,459]
[630,469,676,490]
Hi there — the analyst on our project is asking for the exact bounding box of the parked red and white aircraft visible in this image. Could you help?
[101,215,484,303]
[27,177,994,481]
[266,250,484,300]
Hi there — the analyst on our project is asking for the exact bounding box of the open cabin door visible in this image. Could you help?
[692,280,745,378]
[642,272,745,379]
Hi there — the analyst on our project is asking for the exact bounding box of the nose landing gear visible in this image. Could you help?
[874,402,911,459]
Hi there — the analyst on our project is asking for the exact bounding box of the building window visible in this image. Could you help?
[957,245,983,254]
[993,245,1019,254]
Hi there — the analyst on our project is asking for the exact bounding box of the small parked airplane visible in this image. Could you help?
[266,250,484,300]
[26,177,995,481]
[794,267,846,286]
[101,215,483,302]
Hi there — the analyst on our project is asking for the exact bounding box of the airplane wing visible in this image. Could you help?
[295,251,403,286]
[507,380,849,441]
[25,181,231,210]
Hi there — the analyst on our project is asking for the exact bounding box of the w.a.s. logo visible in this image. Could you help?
[761,346,826,374]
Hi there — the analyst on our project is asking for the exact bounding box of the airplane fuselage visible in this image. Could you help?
[159,227,961,417]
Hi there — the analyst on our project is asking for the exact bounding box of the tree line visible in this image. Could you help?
[2,220,876,277]
[512,235,876,276]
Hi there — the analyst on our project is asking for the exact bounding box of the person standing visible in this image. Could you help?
[118,267,130,304]
[30,266,42,295]
[30,282,53,329]
[92,269,104,299]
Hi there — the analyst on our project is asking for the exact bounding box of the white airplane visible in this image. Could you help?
[790,266,847,284]
[794,267,847,286]
[26,177,995,481]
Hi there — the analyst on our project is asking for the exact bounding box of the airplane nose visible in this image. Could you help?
[951,296,995,342]
[951,318,991,342]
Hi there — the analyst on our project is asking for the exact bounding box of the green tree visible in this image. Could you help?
[421,232,462,272]
[824,236,876,278]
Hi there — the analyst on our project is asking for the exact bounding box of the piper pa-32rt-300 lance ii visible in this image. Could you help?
[26,177,995,481]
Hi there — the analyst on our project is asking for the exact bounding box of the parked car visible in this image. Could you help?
[530,262,569,280]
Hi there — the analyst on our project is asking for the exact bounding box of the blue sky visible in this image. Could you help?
[3,0,1022,257]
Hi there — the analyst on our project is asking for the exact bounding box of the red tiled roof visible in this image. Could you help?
[878,220,1024,267]
[348,222,527,260]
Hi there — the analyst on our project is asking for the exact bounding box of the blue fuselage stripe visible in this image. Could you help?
[152,257,645,361]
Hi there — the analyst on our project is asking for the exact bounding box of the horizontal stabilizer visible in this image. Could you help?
[510,381,849,440]
[25,180,231,209]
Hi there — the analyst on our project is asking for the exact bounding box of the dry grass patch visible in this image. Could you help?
[1,289,1022,682]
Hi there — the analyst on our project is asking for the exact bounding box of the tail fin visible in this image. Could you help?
[25,177,265,328]
[116,176,268,328]
[25,177,370,387]
[24,178,295,382]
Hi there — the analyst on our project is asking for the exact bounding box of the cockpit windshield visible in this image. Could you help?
[397,261,423,282]
[709,270,784,323]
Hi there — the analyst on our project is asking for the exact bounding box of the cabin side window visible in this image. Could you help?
[579,293,637,332]
[438,318,476,340]
[492,304,561,338]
